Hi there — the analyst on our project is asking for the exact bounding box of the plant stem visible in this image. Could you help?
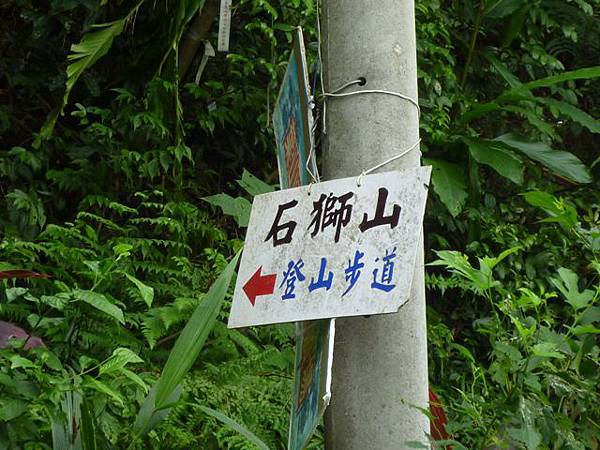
[460,1,486,89]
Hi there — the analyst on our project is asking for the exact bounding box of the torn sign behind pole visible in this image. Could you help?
[228,167,432,329]
[269,26,333,450]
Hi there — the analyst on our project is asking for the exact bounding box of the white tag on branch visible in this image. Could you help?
[195,41,216,85]
[217,0,232,52]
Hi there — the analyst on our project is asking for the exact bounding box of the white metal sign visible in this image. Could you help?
[228,167,431,328]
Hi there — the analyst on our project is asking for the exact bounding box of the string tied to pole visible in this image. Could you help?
[355,138,422,186]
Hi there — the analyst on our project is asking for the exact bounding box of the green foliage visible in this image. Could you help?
[428,188,600,448]
[1,0,598,447]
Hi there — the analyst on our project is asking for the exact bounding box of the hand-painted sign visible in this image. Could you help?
[272,29,315,189]
[269,27,331,450]
[228,167,431,328]
[288,319,333,450]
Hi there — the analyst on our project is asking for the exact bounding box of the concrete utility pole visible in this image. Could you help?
[322,1,429,448]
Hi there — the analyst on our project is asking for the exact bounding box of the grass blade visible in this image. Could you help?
[154,250,241,407]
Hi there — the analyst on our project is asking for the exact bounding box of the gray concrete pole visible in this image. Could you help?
[321,0,430,448]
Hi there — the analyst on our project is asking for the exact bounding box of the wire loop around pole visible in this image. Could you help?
[356,138,422,186]
[322,83,421,118]
[313,0,421,189]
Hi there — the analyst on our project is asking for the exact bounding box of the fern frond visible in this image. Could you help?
[128,216,186,236]
[77,212,127,233]
[131,261,190,279]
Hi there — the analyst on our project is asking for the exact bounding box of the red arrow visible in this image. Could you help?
[243,266,277,306]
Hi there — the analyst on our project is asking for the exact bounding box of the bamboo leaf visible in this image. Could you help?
[199,406,271,450]
[500,66,600,98]
[154,250,241,408]
[36,2,143,144]
[38,20,126,143]
[485,0,522,19]
[494,133,592,183]
[502,105,557,139]
[501,4,531,47]
[458,102,502,125]
[537,98,600,134]
[483,52,523,88]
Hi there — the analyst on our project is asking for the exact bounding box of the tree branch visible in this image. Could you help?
[178,0,220,81]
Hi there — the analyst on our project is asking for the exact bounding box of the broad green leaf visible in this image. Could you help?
[550,268,595,311]
[579,306,600,324]
[532,342,565,359]
[429,251,490,291]
[154,250,241,408]
[121,368,149,393]
[0,399,27,421]
[507,398,542,450]
[236,169,275,196]
[125,273,154,307]
[537,98,600,134]
[32,348,64,371]
[99,347,143,375]
[495,341,523,363]
[6,287,28,302]
[199,406,270,450]
[10,355,36,369]
[74,289,124,323]
[203,194,251,227]
[463,137,524,184]
[571,325,600,336]
[423,158,468,217]
[478,247,520,281]
[521,190,578,229]
[521,190,561,211]
[113,243,133,256]
[494,133,592,183]
[507,425,542,450]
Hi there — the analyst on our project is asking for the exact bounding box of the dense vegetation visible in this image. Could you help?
[0,0,598,448]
